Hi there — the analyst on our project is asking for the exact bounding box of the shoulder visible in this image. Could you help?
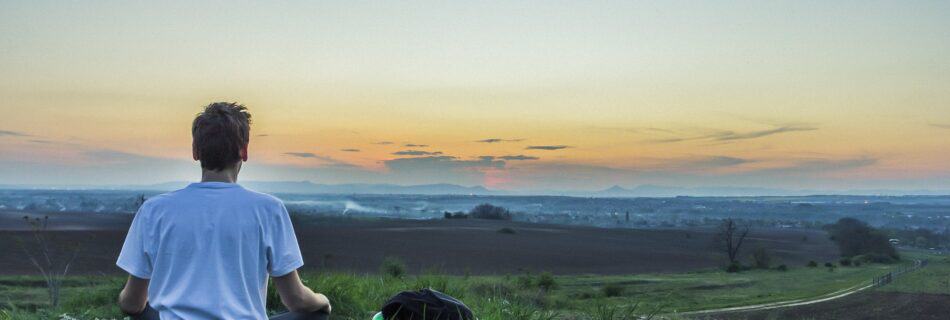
[137,191,177,211]
[237,187,286,210]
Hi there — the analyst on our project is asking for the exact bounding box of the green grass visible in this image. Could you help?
[0,260,912,320]
[553,262,894,314]
[877,251,950,295]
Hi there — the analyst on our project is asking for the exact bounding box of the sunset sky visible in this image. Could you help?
[1,1,948,192]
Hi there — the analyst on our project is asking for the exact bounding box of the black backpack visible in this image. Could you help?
[380,289,475,320]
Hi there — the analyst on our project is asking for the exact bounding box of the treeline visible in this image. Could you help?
[825,217,899,263]
[886,227,949,249]
[444,203,513,221]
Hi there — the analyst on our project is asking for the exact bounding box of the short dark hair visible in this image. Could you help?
[192,102,252,171]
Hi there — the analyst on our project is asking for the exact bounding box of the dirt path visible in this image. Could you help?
[677,259,924,317]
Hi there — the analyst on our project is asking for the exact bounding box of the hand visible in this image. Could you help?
[315,293,332,314]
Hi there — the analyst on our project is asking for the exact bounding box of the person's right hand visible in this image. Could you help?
[315,293,331,314]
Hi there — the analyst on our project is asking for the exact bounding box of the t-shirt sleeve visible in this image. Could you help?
[266,202,304,277]
[116,203,153,279]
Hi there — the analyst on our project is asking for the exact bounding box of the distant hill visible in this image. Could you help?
[136,181,502,195]
[590,185,950,197]
[592,185,795,197]
[1,182,946,197]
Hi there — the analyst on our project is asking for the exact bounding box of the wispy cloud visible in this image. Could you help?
[256,134,270,137]
[385,155,504,171]
[714,126,817,141]
[649,125,817,144]
[0,130,29,137]
[674,156,751,169]
[498,155,540,161]
[284,152,318,158]
[404,143,429,147]
[526,145,571,150]
[476,138,524,143]
[929,123,950,129]
[393,150,443,156]
[283,152,357,168]
[374,141,394,145]
[340,148,361,152]
[479,155,540,161]
[749,156,877,176]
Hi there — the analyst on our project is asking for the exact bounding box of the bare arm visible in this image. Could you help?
[118,275,149,315]
[273,270,331,313]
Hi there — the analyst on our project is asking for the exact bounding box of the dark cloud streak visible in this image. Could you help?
[284,152,317,158]
[0,130,29,137]
[649,125,817,144]
[392,150,443,156]
[283,152,358,168]
[526,145,571,150]
[498,155,540,161]
[476,138,524,143]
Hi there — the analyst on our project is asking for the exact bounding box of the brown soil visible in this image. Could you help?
[0,211,839,276]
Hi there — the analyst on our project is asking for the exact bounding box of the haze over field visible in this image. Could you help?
[1,1,949,194]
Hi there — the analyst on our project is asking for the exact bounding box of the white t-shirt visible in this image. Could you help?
[117,182,304,319]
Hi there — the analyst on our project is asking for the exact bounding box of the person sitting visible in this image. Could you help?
[116,102,331,319]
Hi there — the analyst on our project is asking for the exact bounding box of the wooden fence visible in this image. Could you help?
[872,259,926,287]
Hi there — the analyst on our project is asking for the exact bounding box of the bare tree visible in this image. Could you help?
[17,215,81,308]
[716,218,751,264]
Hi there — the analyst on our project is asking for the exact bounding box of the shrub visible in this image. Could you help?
[444,211,469,219]
[572,290,597,299]
[839,257,852,266]
[380,256,407,278]
[807,260,818,267]
[516,273,535,289]
[853,253,898,264]
[776,264,788,272]
[470,203,513,220]
[824,262,834,268]
[498,227,517,234]
[726,261,742,273]
[602,283,624,297]
[536,271,558,291]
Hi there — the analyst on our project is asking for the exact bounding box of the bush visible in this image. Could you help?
[498,227,517,234]
[602,283,624,297]
[807,260,818,267]
[853,253,898,264]
[726,261,742,273]
[516,273,535,289]
[776,264,788,272]
[839,257,852,266]
[470,203,513,220]
[536,272,558,291]
[444,211,469,219]
[380,256,407,278]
